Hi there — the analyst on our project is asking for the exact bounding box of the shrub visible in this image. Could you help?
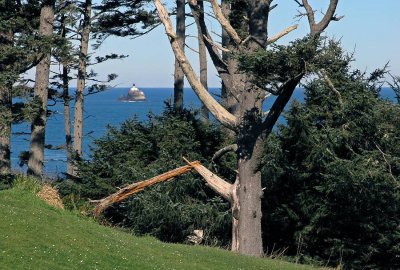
[58,107,233,246]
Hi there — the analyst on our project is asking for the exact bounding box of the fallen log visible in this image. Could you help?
[92,161,200,216]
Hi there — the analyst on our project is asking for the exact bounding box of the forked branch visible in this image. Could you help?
[154,0,237,129]
[301,0,342,36]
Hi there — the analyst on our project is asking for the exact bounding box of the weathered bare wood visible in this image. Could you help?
[93,162,200,216]
[189,1,233,93]
[183,157,233,202]
[267,24,298,44]
[154,0,237,129]
[203,35,230,52]
[209,0,242,45]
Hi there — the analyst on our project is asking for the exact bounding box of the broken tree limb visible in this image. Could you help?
[183,157,233,202]
[267,24,298,44]
[92,161,200,216]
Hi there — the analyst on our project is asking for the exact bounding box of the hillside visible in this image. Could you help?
[0,187,321,270]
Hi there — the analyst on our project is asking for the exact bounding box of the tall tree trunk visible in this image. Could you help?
[0,84,11,175]
[0,29,13,175]
[198,1,208,123]
[63,66,73,176]
[27,1,55,177]
[60,1,73,176]
[72,0,92,176]
[231,86,265,255]
[173,0,185,110]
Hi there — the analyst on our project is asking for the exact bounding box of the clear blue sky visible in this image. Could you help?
[94,0,400,87]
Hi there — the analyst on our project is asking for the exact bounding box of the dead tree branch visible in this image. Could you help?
[154,0,237,129]
[92,162,199,216]
[189,1,233,90]
[317,69,343,109]
[301,0,342,36]
[203,35,230,52]
[183,157,233,202]
[267,24,298,44]
[209,0,242,45]
[212,144,238,163]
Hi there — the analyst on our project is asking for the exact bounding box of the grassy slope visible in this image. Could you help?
[0,188,319,270]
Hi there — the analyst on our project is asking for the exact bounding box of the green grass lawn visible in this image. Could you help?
[0,187,321,270]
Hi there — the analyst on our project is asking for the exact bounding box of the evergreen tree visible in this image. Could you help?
[0,0,41,175]
[27,0,56,177]
[262,41,400,269]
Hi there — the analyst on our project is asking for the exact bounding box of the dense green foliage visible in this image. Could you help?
[59,107,234,246]
[0,182,319,270]
[262,44,400,269]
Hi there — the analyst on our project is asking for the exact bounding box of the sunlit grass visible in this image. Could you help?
[0,184,322,269]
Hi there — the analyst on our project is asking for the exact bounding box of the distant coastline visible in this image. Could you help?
[11,87,397,175]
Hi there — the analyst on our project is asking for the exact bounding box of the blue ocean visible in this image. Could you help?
[10,87,396,176]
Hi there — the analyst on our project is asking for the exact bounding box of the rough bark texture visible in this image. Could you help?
[0,85,11,175]
[73,0,92,176]
[27,2,55,176]
[173,0,185,110]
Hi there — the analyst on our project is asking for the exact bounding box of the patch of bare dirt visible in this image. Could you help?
[37,184,64,210]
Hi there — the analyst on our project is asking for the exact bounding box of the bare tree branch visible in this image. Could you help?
[185,43,199,54]
[212,144,238,163]
[203,35,230,52]
[262,72,304,133]
[317,69,343,109]
[301,0,342,36]
[374,142,398,185]
[154,0,237,129]
[209,0,242,45]
[189,1,234,92]
[183,157,233,202]
[269,4,278,11]
[267,24,298,44]
[92,162,199,216]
